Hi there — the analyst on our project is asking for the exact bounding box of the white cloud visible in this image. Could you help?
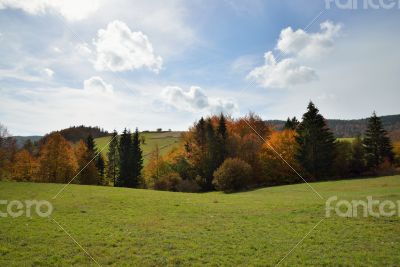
[162,86,237,114]
[43,67,54,77]
[76,43,92,56]
[0,0,101,21]
[276,21,342,59]
[248,21,341,89]
[83,76,113,94]
[247,51,317,88]
[93,20,162,73]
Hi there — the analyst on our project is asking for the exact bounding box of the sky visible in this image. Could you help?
[0,0,399,135]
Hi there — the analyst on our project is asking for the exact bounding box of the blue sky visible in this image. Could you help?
[0,0,399,135]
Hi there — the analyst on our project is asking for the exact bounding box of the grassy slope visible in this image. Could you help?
[95,131,183,163]
[0,176,399,266]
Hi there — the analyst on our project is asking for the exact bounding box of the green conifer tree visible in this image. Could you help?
[107,130,119,186]
[296,102,336,180]
[363,112,394,169]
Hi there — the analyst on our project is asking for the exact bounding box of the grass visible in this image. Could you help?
[0,176,399,266]
[95,131,183,163]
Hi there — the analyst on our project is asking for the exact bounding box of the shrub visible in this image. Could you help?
[213,158,252,192]
[175,179,201,193]
[153,172,181,191]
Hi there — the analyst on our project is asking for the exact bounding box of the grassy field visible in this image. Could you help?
[95,131,183,163]
[0,176,399,266]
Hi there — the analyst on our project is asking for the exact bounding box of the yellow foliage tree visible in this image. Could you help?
[38,133,77,183]
[260,130,301,185]
[11,149,39,181]
[74,140,101,185]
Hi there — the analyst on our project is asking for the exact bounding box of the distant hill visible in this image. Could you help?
[266,114,400,140]
[13,136,42,148]
[42,125,110,143]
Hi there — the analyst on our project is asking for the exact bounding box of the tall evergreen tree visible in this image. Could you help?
[363,112,394,169]
[86,134,104,184]
[117,129,132,187]
[96,154,105,180]
[284,117,299,130]
[296,102,336,180]
[107,130,119,186]
[216,113,228,167]
[86,134,97,156]
[130,128,143,188]
[349,136,366,176]
[204,118,218,190]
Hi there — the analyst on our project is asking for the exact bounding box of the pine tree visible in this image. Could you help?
[117,129,131,187]
[349,136,366,176]
[204,118,218,190]
[106,130,119,186]
[96,154,105,180]
[284,117,299,130]
[75,140,100,185]
[363,112,394,169]
[296,102,336,180]
[216,113,228,168]
[130,128,143,188]
[86,134,97,156]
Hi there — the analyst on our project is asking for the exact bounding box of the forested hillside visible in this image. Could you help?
[266,114,400,139]
[42,125,110,143]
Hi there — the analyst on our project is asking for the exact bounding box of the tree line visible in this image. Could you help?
[1,101,399,192]
[0,125,143,188]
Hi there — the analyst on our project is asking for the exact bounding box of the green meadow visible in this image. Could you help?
[0,175,399,266]
[95,131,182,162]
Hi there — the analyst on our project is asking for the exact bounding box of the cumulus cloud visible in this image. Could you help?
[162,86,237,114]
[43,68,54,77]
[76,42,92,56]
[248,21,341,88]
[0,0,101,21]
[247,51,317,88]
[83,76,113,94]
[276,21,342,59]
[93,20,162,73]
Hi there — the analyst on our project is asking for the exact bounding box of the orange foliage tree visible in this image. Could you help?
[38,133,77,183]
[74,140,101,185]
[260,130,301,186]
[11,149,39,181]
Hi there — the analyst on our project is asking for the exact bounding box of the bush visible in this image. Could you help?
[213,158,252,192]
[175,179,201,193]
[153,172,181,191]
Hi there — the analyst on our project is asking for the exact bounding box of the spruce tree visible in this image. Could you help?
[284,117,299,130]
[216,113,228,167]
[296,102,336,180]
[204,118,218,190]
[130,128,143,188]
[349,136,366,176]
[363,112,394,169]
[86,134,97,157]
[107,130,119,186]
[96,154,105,183]
[117,129,131,187]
